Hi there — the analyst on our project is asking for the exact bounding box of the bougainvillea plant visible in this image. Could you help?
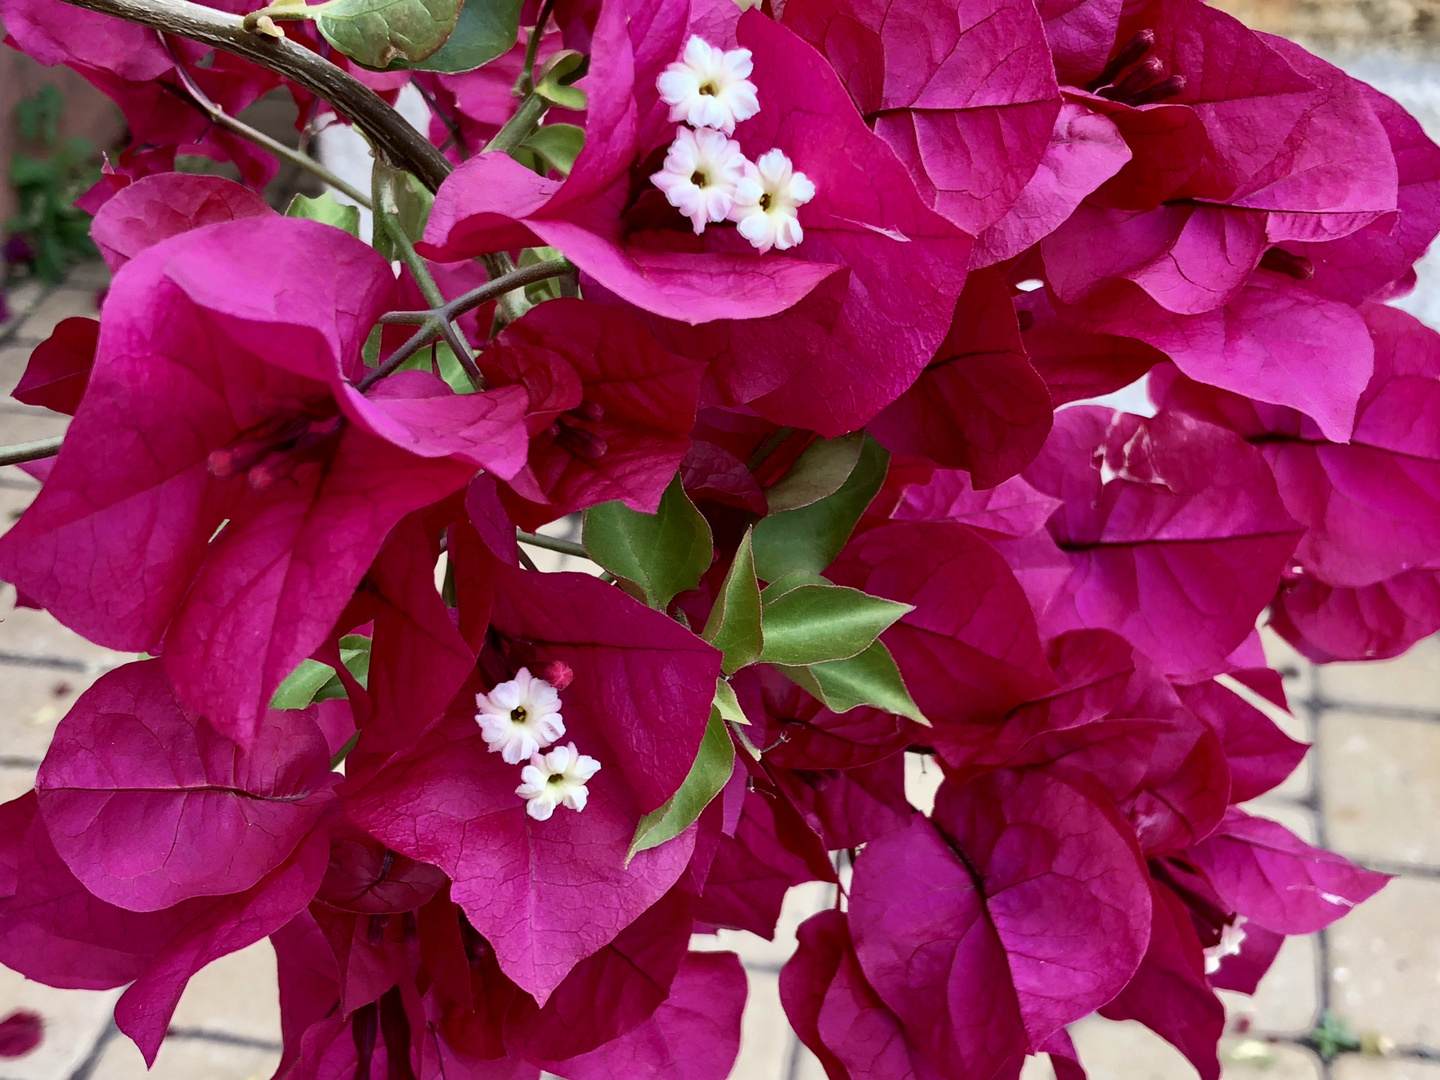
[0,0,1431,1072]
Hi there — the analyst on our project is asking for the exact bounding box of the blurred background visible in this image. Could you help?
[2,1,1440,1077]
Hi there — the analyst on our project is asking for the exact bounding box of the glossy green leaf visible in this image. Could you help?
[778,640,929,725]
[701,527,764,674]
[316,0,462,69]
[758,582,910,667]
[385,0,522,72]
[712,676,749,726]
[764,432,864,513]
[284,191,361,236]
[520,123,585,176]
[582,475,713,610]
[629,706,734,859]
[752,434,889,581]
[270,635,372,708]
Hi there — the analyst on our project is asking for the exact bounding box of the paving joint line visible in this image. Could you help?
[0,283,59,352]
[0,651,121,674]
[66,1016,119,1080]
[165,1026,284,1050]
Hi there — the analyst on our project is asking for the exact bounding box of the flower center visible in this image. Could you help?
[691,169,709,186]
[207,396,342,493]
[759,192,773,211]
[510,706,528,723]
[699,82,717,96]
[546,773,565,785]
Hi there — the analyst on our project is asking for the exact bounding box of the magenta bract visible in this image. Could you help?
[35,659,334,911]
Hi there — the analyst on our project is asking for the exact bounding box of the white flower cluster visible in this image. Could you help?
[476,667,601,821]
[652,35,815,252]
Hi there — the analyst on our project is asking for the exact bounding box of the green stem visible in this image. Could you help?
[164,34,373,208]
[358,256,571,392]
[486,94,548,157]
[329,731,360,769]
[0,436,64,468]
[374,167,486,388]
[518,0,556,93]
[516,530,587,559]
[746,427,797,472]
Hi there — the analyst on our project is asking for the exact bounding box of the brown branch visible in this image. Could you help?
[56,0,454,193]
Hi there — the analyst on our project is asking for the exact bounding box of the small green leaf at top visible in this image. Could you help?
[758,580,911,668]
[751,433,889,582]
[316,0,462,69]
[383,0,522,72]
[777,640,928,726]
[702,527,763,674]
[582,475,713,611]
[763,432,864,513]
[285,191,361,237]
[628,706,735,860]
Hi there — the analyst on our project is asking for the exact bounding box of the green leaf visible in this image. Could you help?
[316,0,463,68]
[712,676,749,726]
[701,527,764,674]
[270,659,338,710]
[763,433,865,513]
[778,640,928,725]
[285,191,361,236]
[751,433,889,581]
[758,581,911,667]
[628,706,735,859]
[270,636,372,709]
[384,0,522,72]
[582,475,713,610]
[535,49,588,110]
[519,123,585,176]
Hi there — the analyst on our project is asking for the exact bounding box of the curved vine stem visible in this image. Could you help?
[358,257,572,391]
[0,436,64,468]
[55,0,454,193]
[161,32,373,207]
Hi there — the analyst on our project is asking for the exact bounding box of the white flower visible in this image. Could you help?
[651,126,748,234]
[476,667,564,765]
[656,35,760,135]
[516,743,602,821]
[1204,917,1248,974]
[728,148,816,253]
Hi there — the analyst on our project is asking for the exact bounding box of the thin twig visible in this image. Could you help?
[56,0,453,192]
[356,255,569,391]
[414,80,468,160]
[379,257,572,327]
[0,436,64,468]
[516,530,588,559]
[485,94,548,158]
[374,167,484,387]
[162,33,373,207]
[519,0,557,94]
